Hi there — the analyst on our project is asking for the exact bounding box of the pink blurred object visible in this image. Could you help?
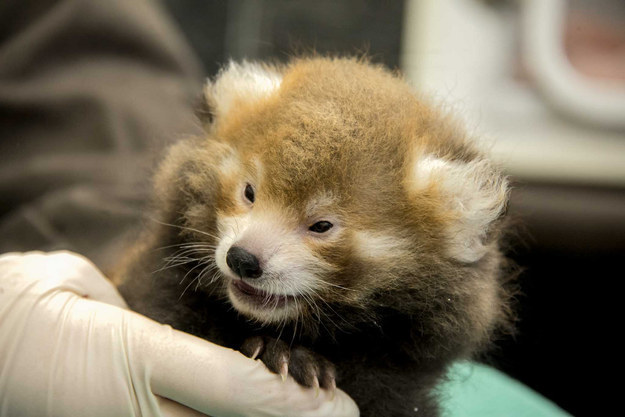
[565,12,625,81]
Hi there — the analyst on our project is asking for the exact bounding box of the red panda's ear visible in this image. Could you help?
[408,155,509,263]
[197,61,283,129]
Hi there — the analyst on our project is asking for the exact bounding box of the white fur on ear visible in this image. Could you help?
[411,156,508,263]
[204,61,283,121]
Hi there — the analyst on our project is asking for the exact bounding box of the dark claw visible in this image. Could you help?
[240,336,337,392]
[240,336,264,359]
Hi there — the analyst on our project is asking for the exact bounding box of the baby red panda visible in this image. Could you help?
[117,57,512,417]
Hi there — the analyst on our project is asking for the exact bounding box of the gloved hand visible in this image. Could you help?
[0,251,359,417]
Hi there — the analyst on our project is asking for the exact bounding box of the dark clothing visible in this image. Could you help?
[0,0,204,270]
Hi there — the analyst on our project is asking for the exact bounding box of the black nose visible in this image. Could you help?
[226,246,262,278]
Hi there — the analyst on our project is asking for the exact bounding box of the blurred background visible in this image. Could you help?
[2,0,623,415]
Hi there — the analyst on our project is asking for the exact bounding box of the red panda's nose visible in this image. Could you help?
[226,246,263,279]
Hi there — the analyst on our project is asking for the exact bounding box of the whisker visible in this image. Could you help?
[320,281,357,292]
[148,217,220,240]
[178,259,213,292]
[195,263,220,289]
[151,258,196,274]
[152,241,218,252]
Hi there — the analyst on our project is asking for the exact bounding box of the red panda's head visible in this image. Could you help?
[155,58,509,342]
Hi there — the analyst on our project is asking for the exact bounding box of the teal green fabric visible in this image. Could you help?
[437,362,572,417]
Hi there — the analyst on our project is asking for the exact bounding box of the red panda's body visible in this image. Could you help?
[117,57,513,417]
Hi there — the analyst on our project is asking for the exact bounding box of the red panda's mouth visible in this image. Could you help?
[229,279,295,309]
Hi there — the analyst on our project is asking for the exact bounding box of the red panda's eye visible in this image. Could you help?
[309,221,333,233]
[244,184,255,203]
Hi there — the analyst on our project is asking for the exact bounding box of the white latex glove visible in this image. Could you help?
[0,251,359,417]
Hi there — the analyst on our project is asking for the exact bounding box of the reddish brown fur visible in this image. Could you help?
[117,57,513,417]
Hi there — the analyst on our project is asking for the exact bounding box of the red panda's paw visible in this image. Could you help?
[241,336,336,395]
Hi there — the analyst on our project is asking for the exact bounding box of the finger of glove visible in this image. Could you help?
[145,328,360,417]
[157,396,210,417]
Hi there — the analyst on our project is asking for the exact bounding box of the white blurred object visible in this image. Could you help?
[0,251,359,417]
[401,0,625,186]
